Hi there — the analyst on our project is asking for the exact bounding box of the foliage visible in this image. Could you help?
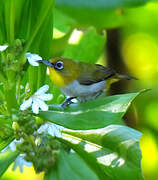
[39,92,143,130]
[0,0,152,179]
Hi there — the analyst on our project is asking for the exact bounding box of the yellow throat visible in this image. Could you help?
[48,58,80,87]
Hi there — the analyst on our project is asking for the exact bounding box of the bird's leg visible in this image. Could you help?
[61,97,77,109]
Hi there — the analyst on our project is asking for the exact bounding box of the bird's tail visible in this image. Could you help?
[115,73,138,80]
[106,73,137,91]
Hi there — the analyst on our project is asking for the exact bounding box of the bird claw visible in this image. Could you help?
[61,97,76,110]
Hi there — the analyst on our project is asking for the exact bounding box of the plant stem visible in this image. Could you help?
[4,71,18,114]
[16,75,21,105]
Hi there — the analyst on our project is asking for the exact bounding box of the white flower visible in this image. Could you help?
[37,122,64,138]
[0,45,8,51]
[37,123,75,152]
[12,155,32,172]
[9,139,23,152]
[20,85,53,114]
[25,52,42,66]
[1,139,23,153]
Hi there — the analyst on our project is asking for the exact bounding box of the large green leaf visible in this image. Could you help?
[58,139,110,179]
[62,125,143,180]
[0,150,19,177]
[44,165,58,180]
[39,91,142,130]
[0,0,55,58]
[54,8,75,36]
[56,0,147,9]
[45,150,99,180]
[0,0,55,96]
[55,0,149,29]
[56,7,123,29]
[63,28,106,63]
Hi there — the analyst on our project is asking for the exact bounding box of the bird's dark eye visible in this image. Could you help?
[55,61,64,70]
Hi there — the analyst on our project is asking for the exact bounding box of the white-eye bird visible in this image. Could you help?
[38,57,137,108]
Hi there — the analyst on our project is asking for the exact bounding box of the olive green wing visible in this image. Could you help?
[77,64,116,85]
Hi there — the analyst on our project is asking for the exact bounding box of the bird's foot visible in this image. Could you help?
[61,97,77,109]
[93,90,104,99]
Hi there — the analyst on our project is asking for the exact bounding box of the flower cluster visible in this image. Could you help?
[0,46,65,173]
[3,121,64,172]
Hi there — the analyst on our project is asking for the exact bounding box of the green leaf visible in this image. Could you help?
[0,0,55,58]
[63,28,106,63]
[39,91,142,130]
[55,0,148,29]
[58,150,99,180]
[0,137,14,152]
[58,139,110,179]
[56,0,147,10]
[45,150,99,180]
[52,30,72,57]
[54,8,75,36]
[0,117,14,150]
[44,165,58,180]
[0,150,19,177]
[21,0,55,57]
[62,125,143,180]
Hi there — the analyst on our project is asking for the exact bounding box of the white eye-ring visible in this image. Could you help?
[55,61,64,70]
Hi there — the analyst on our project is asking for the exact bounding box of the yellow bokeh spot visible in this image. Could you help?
[145,101,158,130]
[140,131,158,176]
[122,33,158,86]
[53,28,66,39]
[2,165,44,180]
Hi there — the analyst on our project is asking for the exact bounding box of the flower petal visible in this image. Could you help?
[25,52,42,66]
[0,45,8,51]
[32,99,40,114]
[37,123,49,134]
[12,155,32,172]
[37,122,64,137]
[9,139,23,152]
[38,93,53,101]
[48,123,63,137]
[35,85,49,95]
[28,58,39,66]
[20,98,32,111]
[35,98,48,111]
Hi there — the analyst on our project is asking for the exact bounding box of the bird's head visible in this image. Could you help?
[38,57,80,87]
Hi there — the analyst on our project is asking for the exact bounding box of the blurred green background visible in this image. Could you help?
[1,1,158,180]
[122,3,158,179]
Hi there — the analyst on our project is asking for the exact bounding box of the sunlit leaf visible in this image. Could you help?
[62,125,143,180]
[45,150,99,180]
[58,139,110,179]
[39,91,143,130]
[0,137,14,152]
[63,28,106,63]
[0,150,19,177]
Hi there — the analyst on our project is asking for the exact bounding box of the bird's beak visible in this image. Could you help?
[37,60,54,67]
